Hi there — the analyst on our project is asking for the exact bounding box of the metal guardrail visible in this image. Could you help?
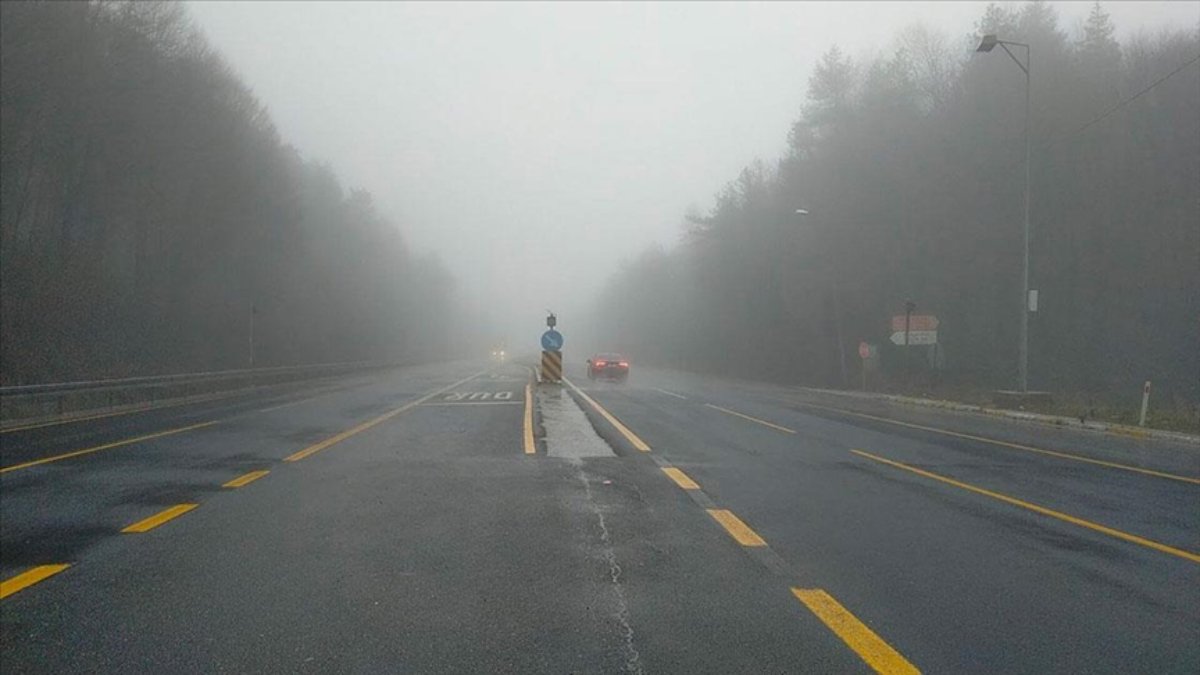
[0,361,387,424]
[0,361,375,395]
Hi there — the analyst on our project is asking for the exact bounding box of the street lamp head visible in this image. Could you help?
[794,208,810,216]
[976,34,998,52]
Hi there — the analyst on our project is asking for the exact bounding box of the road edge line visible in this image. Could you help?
[851,449,1200,564]
[524,380,536,454]
[785,400,1199,485]
[1,420,221,474]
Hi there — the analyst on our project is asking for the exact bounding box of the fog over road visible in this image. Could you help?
[3,3,1199,670]
[183,1,1200,346]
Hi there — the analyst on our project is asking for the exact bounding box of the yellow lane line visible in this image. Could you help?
[851,449,1200,564]
[223,470,270,488]
[0,564,71,600]
[285,371,483,462]
[790,400,1199,485]
[705,403,796,434]
[121,504,199,533]
[0,420,220,474]
[661,466,700,490]
[792,588,921,675]
[524,382,536,454]
[707,508,767,546]
[563,378,652,452]
[283,411,398,462]
[1,380,359,471]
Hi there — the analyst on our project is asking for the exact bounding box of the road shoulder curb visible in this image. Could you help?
[792,387,1200,446]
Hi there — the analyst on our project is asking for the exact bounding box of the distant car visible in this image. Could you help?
[587,353,629,382]
[490,347,507,363]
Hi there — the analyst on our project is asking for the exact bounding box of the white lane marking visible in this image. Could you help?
[653,387,687,400]
[421,401,522,407]
[442,391,516,401]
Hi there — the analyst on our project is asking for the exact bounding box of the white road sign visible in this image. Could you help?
[890,330,937,346]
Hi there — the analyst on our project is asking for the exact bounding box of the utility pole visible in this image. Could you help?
[249,302,256,368]
[832,288,848,388]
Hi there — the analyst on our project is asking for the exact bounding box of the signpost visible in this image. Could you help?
[890,306,936,380]
[541,312,564,383]
[890,313,938,347]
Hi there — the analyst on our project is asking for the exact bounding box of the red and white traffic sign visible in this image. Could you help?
[859,341,870,359]
[891,314,939,332]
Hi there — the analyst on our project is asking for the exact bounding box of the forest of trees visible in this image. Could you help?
[1,1,463,385]
[594,2,1199,406]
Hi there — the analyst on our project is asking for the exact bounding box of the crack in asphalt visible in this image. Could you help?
[576,461,644,675]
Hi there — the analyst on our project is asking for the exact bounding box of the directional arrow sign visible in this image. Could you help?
[890,330,937,346]
[541,329,564,351]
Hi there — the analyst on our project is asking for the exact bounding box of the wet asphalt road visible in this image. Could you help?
[1,359,1197,673]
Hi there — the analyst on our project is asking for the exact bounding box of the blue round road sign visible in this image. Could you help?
[541,329,564,351]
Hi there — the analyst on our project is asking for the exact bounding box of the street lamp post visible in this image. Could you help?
[976,34,1032,393]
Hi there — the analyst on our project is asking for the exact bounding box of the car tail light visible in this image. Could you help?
[595,361,607,367]
[619,361,629,367]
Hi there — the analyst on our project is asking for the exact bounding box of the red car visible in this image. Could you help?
[586,353,629,382]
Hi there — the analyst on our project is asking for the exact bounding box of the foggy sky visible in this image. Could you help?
[184,1,1198,351]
